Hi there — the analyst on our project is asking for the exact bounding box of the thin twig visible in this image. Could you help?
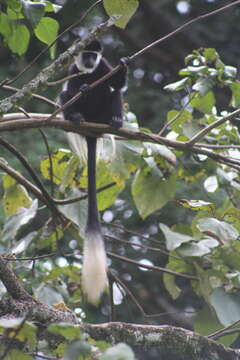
[187,107,240,145]
[108,251,198,280]
[129,0,240,61]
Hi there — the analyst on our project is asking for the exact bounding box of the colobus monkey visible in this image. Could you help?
[60,40,128,303]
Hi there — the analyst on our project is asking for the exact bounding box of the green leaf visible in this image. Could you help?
[3,175,32,216]
[34,16,59,43]
[44,1,62,12]
[164,77,189,92]
[132,170,176,219]
[103,0,139,29]
[230,82,240,108]
[61,155,80,189]
[203,48,219,62]
[0,13,12,38]
[8,24,30,55]
[159,223,193,251]
[16,322,37,346]
[1,200,38,242]
[194,305,237,346]
[142,142,176,165]
[64,340,91,360]
[4,0,22,11]
[167,109,192,133]
[48,323,81,340]
[178,238,218,257]
[5,349,33,360]
[163,271,181,300]
[211,288,240,326]
[177,199,215,212]
[104,139,142,179]
[40,149,72,185]
[34,16,59,57]
[223,208,240,223]
[193,78,213,95]
[197,218,239,243]
[58,189,87,238]
[190,91,215,113]
[95,161,125,211]
[101,343,135,360]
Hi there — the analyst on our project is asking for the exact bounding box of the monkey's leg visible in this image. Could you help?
[109,90,123,129]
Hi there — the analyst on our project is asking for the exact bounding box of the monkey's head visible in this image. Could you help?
[75,40,102,73]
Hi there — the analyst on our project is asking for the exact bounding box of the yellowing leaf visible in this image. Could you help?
[3,175,32,216]
[177,199,215,212]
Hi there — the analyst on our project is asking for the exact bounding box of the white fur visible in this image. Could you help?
[67,133,103,163]
[82,230,108,303]
[67,133,88,164]
[75,52,102,73]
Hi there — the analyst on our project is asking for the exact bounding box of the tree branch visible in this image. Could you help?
[82,322,240,360]
[1,114,240,170]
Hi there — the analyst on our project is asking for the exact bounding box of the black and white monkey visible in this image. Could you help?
[60,40,128,303]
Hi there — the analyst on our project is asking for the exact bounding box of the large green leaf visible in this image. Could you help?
[211,288,240,326]
[197,217,239,243]
[178,238,218,257]
[8,24,30,55]
[190,91,215,113]
[0,13,11,38]
[194,306,237,346]
[40,149,72,185]
[1,200,38,242]
[34,16,59,44]
[159,223,193,251]
[103,0,139,29]
[132,170,176,219]
[34,16,59,57]
[3,174,32,216]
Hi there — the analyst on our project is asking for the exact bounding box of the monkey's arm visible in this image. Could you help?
[96,58,128,90]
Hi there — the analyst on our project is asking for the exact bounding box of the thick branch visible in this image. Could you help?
[0,116,240,169]
[82,322,240,360]
[0,255,32,301]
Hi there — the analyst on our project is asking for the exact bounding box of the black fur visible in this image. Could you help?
[60,40,128,302]
[60,41,127,128]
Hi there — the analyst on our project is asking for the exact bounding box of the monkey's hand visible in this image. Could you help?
[68,112,85,123]
[120,57,130,67]
[79,83,90,94]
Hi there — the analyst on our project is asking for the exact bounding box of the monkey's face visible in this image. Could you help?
[75,51,102,73]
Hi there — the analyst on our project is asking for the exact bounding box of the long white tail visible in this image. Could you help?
[82,230,108,303]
